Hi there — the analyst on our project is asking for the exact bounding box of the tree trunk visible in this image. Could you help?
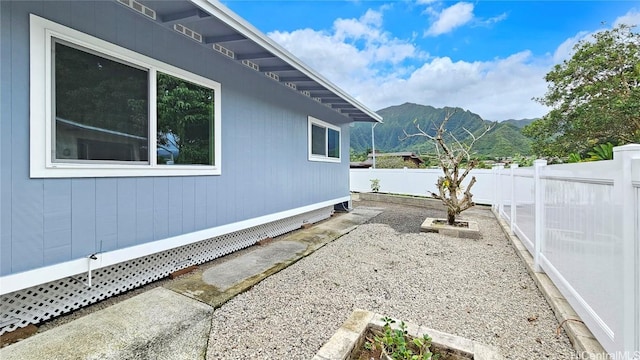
[447,212,456,225]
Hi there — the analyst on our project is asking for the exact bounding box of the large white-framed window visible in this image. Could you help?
[29,14,222,178]
[308,116,341,163]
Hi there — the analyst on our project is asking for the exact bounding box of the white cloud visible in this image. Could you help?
[553,9,640,63]
[552,30,590,63]
[363,52,551,120]
[614,9,640,27]
[425,2,475,36]
[484,12,508,25]
[265,6,640,121]
[269,8,425,80]
[269,28,373,83]
[334,9,383,41]
[268,6,562,120]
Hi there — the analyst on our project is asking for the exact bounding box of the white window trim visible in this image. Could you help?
[29,14,222,178]
[307,116,341,163]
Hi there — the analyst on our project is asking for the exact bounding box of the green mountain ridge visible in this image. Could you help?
[499,118,537,128]
[351,102,534,158]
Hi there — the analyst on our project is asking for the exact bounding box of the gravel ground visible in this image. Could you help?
[206,200,577,360]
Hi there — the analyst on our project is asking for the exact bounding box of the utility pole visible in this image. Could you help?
[372,122,378,169]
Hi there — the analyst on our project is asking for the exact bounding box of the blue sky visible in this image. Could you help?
[221,0,640,120]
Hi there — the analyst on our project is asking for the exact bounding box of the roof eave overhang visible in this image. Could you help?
[186,0,382,123]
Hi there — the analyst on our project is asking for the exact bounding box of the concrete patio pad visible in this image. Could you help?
[0,287,213,360]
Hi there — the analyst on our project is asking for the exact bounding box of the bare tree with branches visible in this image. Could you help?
[402,109,493,225]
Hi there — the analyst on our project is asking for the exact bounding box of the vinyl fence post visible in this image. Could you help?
[497,164,505,215]
[533,159,547,273]
[613,144,640,354]
[492,165,498,213]
[403,167,408,196]
[510,164,519,234]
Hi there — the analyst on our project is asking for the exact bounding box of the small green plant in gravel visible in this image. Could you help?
[372,317,439,360]
[370,179,380,193]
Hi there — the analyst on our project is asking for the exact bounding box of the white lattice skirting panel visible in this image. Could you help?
[0,206,333,335]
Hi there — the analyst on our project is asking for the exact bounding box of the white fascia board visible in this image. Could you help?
[194,0,382,123]
[0,197,347,295]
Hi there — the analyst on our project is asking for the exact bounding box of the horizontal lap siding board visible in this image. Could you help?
[0,0,351,277]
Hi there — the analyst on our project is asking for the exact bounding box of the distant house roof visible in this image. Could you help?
[349,161,371,169]
[350,152,425,168]
[369,152,425,164]
[137,0,382,123]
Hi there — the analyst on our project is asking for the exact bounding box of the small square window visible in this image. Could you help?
[308,117,341,162]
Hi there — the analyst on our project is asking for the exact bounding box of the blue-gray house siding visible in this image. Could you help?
[0,0,352,276]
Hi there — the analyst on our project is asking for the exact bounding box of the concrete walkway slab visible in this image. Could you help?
[0,288,213,360]
[202,241,307,291]
[165,207,382,307]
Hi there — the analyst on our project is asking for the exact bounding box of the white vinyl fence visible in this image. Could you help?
[349,168,495,205]
[493,145,640,357]
[349,144,640,356]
